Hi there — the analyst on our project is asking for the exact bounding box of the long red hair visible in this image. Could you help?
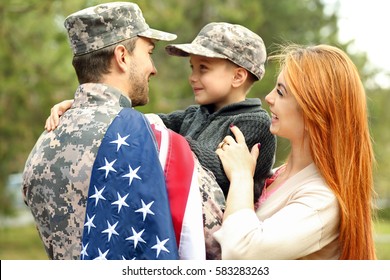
[276,44,376,259]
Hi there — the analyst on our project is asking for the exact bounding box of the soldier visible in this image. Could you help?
[22,2,224,260]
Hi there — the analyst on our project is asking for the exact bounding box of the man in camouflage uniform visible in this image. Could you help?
[22,2,224,260]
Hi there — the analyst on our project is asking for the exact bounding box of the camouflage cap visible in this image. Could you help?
[64,2,177,56]
[166,22,266,80]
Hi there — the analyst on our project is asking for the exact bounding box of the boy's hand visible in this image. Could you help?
[45,99,74,131]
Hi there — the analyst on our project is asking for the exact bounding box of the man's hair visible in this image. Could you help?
[72,37,138,84]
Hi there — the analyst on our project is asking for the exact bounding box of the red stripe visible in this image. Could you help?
[152,126,194,247]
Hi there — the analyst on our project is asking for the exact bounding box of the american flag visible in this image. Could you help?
[80,108,205,260]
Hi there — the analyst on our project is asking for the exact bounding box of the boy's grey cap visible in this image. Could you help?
[64,2,177,56]
[166,22,266,80]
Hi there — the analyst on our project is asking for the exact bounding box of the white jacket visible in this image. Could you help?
[214,163,340,260]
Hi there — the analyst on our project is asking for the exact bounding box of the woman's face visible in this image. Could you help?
[265,70,305,142]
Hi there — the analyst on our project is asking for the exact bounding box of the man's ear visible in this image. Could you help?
[113,44,129,72]
[232,67,248,88]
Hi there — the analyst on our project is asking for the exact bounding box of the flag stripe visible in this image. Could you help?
[151,124,205,260]
[154,125,169,168]
[152,125,193,246]
[178,164,206,259]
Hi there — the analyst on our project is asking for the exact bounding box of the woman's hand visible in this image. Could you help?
[44,99,74,131]
[216,125,261,218]
[216,125,260,182]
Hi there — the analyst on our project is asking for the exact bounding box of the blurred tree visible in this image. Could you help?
[369,88,390,205]
[1,0,385,215]
[0,0,93,214]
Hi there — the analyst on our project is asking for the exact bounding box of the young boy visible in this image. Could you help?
[46,22,276,201]
[150,22,276,200]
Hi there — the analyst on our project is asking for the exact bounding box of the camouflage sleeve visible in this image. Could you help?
[196,161,225,260]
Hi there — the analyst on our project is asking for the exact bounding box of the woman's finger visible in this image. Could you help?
[229,125,246,144]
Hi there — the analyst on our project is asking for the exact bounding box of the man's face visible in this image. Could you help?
[127,37,157,107]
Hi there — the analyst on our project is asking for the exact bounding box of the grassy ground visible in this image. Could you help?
[0,223,48,260]
[1,220,390,260]
[374,219,390,260]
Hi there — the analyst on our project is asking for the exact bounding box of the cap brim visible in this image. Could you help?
[139,28,177,41]
[166,43,227,59]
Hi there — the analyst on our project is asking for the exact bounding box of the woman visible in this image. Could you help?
[214,44,376,260]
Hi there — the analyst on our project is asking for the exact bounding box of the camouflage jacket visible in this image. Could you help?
[22,83,224,260]
[22,83,133,259]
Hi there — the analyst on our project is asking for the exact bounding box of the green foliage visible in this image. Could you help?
[377,208,390,222]
[368,89,390,201]
[1,0,388,215]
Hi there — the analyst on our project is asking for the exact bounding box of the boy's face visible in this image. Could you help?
[188,55,244,111]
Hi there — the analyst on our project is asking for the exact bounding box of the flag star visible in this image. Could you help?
[135,199,155,221]
[81,243,89,260]
[90,185,106,206]
[122,256,136,260]
[84,214,96,234]
[110,133,130,151]
[94,248,109,260]
[98,157,117,178]
[102,221,119,242]
[126,227,146,249]
[122,164,141,186]
[112,192,130,213]
[151,236,170,258]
